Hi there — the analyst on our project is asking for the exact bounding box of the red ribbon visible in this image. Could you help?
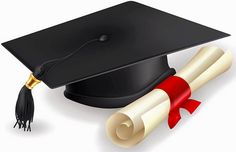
[155,76,201,129]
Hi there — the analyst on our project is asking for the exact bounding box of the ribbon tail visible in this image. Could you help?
[181,99,201,114]
[168,109,181,129]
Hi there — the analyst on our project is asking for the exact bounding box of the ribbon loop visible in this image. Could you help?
[155,76,201,129]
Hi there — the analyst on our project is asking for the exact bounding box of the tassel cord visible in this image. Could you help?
[14,35,108,131]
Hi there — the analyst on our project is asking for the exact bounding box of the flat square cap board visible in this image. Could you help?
[2,1,229,90]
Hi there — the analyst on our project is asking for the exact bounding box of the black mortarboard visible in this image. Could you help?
[2,1,229,131]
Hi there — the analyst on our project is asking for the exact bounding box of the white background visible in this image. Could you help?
[0,0,235,152]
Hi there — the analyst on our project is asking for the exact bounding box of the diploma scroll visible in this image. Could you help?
[106,46,233,147]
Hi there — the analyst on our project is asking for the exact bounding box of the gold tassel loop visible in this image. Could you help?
[25,74,41,90]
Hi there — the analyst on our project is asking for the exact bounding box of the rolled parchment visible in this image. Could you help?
[106,46,233,147]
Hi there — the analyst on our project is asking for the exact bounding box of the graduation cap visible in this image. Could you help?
[2,1,229,131]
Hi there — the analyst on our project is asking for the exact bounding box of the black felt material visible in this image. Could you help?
[2,1,229,88]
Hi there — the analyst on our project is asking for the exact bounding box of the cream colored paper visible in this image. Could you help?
[106,46,233,147]
[190,51,232,92]
[175,46,224,83]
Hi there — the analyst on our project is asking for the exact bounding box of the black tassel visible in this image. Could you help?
[13,64,53,131]
[14,86,34,131]
[14,73,41,131]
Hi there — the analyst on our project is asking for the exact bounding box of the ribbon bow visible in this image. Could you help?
[156,76,201,129]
